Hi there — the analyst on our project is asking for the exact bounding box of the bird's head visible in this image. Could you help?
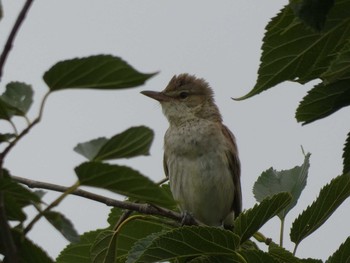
[141,74,222,125]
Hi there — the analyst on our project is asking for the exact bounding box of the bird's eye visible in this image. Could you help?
[179,92,189,99]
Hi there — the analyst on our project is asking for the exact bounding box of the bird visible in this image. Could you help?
[141,73,242,228]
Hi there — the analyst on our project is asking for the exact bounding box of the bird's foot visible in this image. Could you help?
[181,211,197,226]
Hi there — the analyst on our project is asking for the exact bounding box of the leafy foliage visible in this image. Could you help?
[75,162,175,207]
[253,153,310,219]
[343,132,350,174]
[326,236,350,263]
[233,192,292,243]
[290,173,350,246]
[74,126,154,161]
[43,55,157,91]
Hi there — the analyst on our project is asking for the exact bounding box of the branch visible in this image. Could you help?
[0,0,35,80]
[12,176,183,222]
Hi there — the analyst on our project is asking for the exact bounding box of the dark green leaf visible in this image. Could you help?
[126,226,240,263]
[0,99,16,120]
[188,255,244,263]
[269,242,302,263]
[296,80,350,124]
[253,153,310,219]
[290,0,335,31]
[343,131,350,174]
[238,249,280,263]
[0,133,15,143]
[75,162,175,207]
[0,170,41,221]
[91,230,117,263]
[233,192,292,244]
[107,207,124,226]
[74,126,154,161]
[43,55,157,91]
[236,1,350,100]
[74,137,108,160]
[290,173,350,246]
[326,236,350,263]
[1,82,33,115]
[43,211,80,243]
[56,230,103,263]
[322,39,350,83]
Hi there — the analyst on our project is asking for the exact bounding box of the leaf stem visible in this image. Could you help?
[23,181,80,235]
[293,243,299,255]
[9,120,19,136]
[0,0,35,81]
[280,217,285,247]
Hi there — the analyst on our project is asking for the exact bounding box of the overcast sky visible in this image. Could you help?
[1,0,350,260]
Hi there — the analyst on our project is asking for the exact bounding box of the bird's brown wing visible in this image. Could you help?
[222,125,242,217]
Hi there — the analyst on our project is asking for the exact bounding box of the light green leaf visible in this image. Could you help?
[74,126,154,161]
[296,80,350,125]
[290,0,334,31]
[74,137,108,160]
[75,162,175,207]
[236,0,350,100]
[290,173,350,246]
[233,192,292,244]
[43,55,157,91]
[43,211,80,243]
[253,153,310,219]
[56,230,103,263]
[343,131,350,174]
[1,82,33,115]
[326,236,350,263]
[126,226,241,263]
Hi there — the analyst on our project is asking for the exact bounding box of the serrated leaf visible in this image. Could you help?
[126,226,241,263]
[326,236,350,263]
[75,162,175,207]
[43,211,80,243]
[0,170,41,221]
[0,99,16,120]
[269,242,302,263]
[43,55,157,91]
[253,153,310,219]
[296,80,350,124]
[233,192,292,244]
[188,255,244,263]
[290,173,350,246]
[343,131,350,174]
[290,0,335,31]
[1,82,33,115]
[74,126,154,161]
[56,230,103,263]
[238,249,280,263]
[236,1,350,100]
[91,230,117,263]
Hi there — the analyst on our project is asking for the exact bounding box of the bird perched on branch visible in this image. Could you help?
[141,74,242,228]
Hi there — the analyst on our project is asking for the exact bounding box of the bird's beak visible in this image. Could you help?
[140,90,171,102]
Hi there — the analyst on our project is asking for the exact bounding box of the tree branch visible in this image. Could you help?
[12,176,183,222]
[0,0,35,81]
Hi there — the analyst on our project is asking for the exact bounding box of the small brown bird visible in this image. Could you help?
[141,74,242,227]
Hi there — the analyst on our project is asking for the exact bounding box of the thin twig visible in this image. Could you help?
[0,0,35,81]
[12,176,182,222]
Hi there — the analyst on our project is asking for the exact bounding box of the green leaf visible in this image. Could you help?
[1,82,33,116]
[90,230,117,263]
[43,211,80,243]
[188,255,244,263]
[0,170,41,221]
[126,226,241,263]
[322,39,350,83]
[43,55,157,91]
[269,242,302,263]
[326,236,350,263]
[290,173,350,246]
[74,126,154,161]
[290,0,335,31]
[296,80,350,124]
[343,131,350,174]
[0,99,16,120]
[253,153,310,219]
[75,162,175,207]
[233,192,292,244]
[0,133,15,143]
[238,249,280,263]
[236,0,350,100]
[56,230,103,263]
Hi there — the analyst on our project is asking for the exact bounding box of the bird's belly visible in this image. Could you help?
[168,152,234,226]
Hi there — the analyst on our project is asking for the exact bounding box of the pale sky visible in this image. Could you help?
[1,0,350,260]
